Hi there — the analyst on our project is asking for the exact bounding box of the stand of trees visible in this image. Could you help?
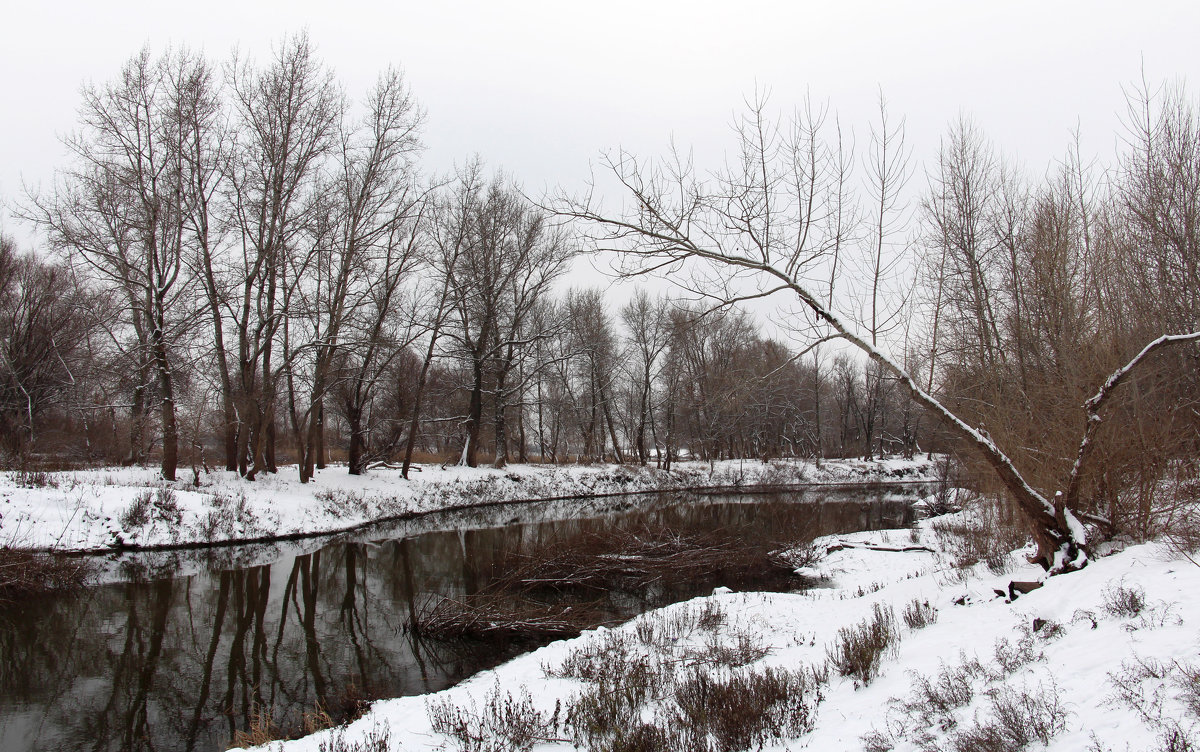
[5,39,938,480]
[558,87,1200,572]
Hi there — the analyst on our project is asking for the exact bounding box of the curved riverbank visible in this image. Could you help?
[0,456,936,553]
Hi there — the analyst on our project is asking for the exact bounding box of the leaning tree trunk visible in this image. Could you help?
[780,276,1088,572]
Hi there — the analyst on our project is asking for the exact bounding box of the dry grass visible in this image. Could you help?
[826,604,899,685]
[0,549,91,601]
[315,723,393,752]
[229,706,278,749]
[428,683,561,752]
[425,596,827,751]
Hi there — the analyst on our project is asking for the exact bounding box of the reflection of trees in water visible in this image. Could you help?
[0,491,922,752]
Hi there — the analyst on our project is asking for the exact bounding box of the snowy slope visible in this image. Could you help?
[260,510,1200,751]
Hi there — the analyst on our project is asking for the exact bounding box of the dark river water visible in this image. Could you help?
[0,485,927,752]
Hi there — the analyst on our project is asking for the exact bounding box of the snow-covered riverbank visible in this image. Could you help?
[0,456,935,552]
[265,507,1200,751]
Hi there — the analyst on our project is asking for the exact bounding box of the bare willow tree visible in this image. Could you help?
[557,96,1091,573]
[0,237,96,455]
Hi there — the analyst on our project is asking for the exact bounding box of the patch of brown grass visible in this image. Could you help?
[0,549,91,601]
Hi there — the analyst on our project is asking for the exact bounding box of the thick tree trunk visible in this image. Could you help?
[127,376,147,466]
[222,396,238,472]
[464,359,484,468]
[493,397,508,469]
[600,380,624,464]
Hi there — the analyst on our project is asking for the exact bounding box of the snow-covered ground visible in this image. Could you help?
[0,456,935,552]
[261,507,1200,752]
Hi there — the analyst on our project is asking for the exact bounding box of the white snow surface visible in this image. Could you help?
[255,510,1200,752]
[0,456,935,552]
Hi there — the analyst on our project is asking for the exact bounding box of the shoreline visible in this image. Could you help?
[1,456,939,555]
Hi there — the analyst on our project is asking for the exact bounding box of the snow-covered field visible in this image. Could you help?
[0,457,935,552]
[262,509,1200,752]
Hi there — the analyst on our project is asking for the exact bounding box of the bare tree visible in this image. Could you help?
[857,93,911,458]
[287,67,425,483]
[25,48,206,479]
[564,288,623,462]
[225,32,341,479]
[557,98,1090,573]
[440,165,574,467]
[620,289,672,465]
[0,237,97,455]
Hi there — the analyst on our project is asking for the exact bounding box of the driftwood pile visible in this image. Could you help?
[497,523,801,592]
[413,518,813,641]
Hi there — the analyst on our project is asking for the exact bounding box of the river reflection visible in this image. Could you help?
[0,487,923,752]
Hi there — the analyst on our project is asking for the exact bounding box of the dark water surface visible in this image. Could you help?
[0,486,926,752]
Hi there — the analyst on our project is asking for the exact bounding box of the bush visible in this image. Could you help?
[119,490,154,529]
[0,549,91,600]
[992,632,1041,675]
[316,723,393,752]
[894,661,980,732]
[903,598,938,630]
[117,488,181,531]
[316,487,371,518]
[12,468,55,489]
[198,490,256,541]
[698,630,771,668]
[1108,654,1200,747]
[950,682,1069,751]
[826,604,898,685]
[669,666,821,752]
[536,605,826,751]
[152,488,181,526]
[428,683,559,752]
[1103,582,1147,618]
[931,499,1027,575]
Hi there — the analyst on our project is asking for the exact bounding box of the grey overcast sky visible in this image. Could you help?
[2,0,1198,244]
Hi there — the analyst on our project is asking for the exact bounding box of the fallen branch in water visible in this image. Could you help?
[412,594,609,640]
[824,540,936,555]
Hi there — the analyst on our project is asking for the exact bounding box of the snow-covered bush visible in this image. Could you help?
[931,500,1028,575]
[903,598,938,630]
[315,723,393,752]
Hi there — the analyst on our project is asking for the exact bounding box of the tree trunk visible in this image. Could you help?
[464,359,483,467]
[347,404,365,475]
[152,335,178,481]
[315,402,326,470]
